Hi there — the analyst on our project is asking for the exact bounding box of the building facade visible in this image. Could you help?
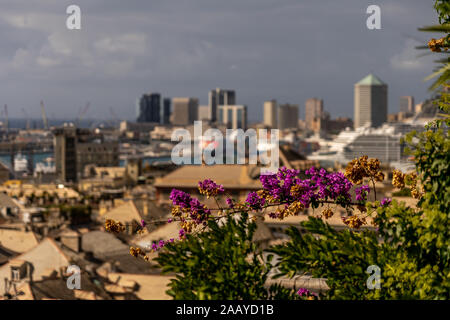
[278,104,299,130]
[136,93,161,123]
[354,74,388,129]
[171,97,199,126]
[208,88,236,122]
[399,96,414,114]
[218,105,247,130]
[54,126,119,182]
[263,100,278,128]
[198,105,210,121]
[305,98,323,132]
[162,98,171,124]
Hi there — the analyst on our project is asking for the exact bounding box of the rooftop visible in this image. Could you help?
[107,273,172,300]
[356,73,385,86]
[0,229,39,253]
[154,164,261,190]
[0,238,70,294]
[100,200,143,223]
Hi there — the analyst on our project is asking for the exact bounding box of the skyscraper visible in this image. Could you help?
[198,105,210,121]
[399,96,414,113]
[136,93,161,123]
[218,105,247,130]
[208,88,236,122]
[172,97,199,126]
[263,100,278,128]
[278,104,299,130]
[305,98,323,131]
[53,126,119,182]
[354,74,387,129]
[162,98,171,124]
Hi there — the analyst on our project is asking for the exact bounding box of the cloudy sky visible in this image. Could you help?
[0,0,442,122]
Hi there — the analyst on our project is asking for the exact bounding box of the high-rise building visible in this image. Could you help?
[53,125,119,182]
[218,105,247,130]
[162,98,171,124]
[399,96,414,113]
[172,97,199,126]
[263,100,278,128]
[278,104,299,130]
[136,93,161,123]
[354,74,388,129]
[311,111,330,134]
[415,102,424,114]
[305,98,323,131]
[198,105,210,121]
[208,88,236,122]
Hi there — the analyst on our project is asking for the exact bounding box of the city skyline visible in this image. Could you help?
[0,0,440,122]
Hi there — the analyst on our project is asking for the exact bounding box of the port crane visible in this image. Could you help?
[21,108,31,131]
[76,102,90,127]
[109,106,120,127]
[3,104,8,134]
[41,100,49,130]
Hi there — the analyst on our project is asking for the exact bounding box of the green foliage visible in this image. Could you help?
[434,0,450,24]
[392,188,411,197]
[419,1,450,90]
[155,212,296,300]
[374,200,450,299]
[271,190,449,299]
[404,126,449,213]
[270,217,387,299]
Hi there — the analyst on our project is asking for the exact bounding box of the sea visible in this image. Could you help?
[1,118,173,170]
[0,153,173,171]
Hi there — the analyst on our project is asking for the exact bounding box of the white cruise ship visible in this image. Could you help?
[34,157,55,174]
[14,153,28,173]
[307,123,425,166]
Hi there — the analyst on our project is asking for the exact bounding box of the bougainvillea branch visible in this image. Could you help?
[104,155,412,264]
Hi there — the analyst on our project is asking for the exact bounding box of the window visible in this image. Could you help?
[12,268,20,281]
[218,108,223,123]
[227,109,233,126]
[237,109,242,128]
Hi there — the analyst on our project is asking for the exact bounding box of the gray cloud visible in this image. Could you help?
[0,0,442,121]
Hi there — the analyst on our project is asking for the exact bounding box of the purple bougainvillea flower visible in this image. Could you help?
[226,198,234,209]
[380,197,391,207]
[355,185,370,202]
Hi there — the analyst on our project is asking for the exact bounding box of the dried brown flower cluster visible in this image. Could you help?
[129,246,145,257]
[290,184,305,198]
[406,172,422,199]
[233,202,248,211]
[180,220,196,233]
[130,247,150,261]
[257,190,277,204]
[411,188,422,199]
[171,205,183,217]
[344,156,385,185]
[270,201,304,220]
[342,215,365,229]
[392,169,423,199]
[286,201,305,216]
[428,37,447,52]
[322,208,334,219]
[105,219,125,233]
[392,169,405,189]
